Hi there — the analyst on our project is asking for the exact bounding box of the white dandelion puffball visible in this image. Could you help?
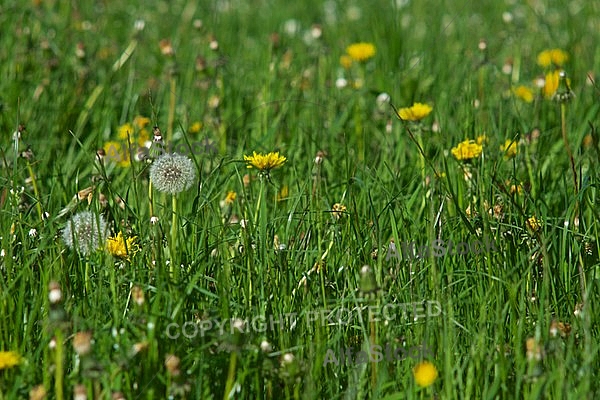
[149,153,196,194]
[62,211,108,255]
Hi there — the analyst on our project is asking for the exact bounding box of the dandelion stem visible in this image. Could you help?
[54,329,65,400]
[170,194,178,280]
[223,351,237,400]
[167,75,176,143]
[149,181,154,218]
[560,102,578,195]
[25,161,43,221]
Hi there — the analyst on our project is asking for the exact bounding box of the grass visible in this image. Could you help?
[1,0,600,398]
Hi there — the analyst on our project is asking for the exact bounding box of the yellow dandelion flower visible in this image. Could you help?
[189,121,203,134]
[543,70,560,98]
[137,128,150,147]
[501,139,518,159]
[345,42,376,62]
[527,216,541,232]
[103,141,131,167]
[397,102,433,121]
[451,139,483,161]
[537,49,568,68]
[0,351,20,370]
[413,361,438,388]
[224,191,237,205]
[476,134,488,145]
[117,123,134,140]
[106,231,139,259]
[244,151,287,172]
[340,54,353,69]
[133,116,151,129]
[513,85,534,103]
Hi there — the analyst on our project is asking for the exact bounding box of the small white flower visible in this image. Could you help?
[335,78,348,89]
[282,353,295,365]
[376,92,390,106]
[29,228,37,238]
[134,19,145,31]
[150,216,159,224]
[260,340,272,352]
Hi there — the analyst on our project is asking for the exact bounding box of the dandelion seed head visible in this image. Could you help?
[149,153,196,194]
[62,211,108,255]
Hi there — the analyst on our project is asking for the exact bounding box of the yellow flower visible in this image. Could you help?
[500,139,518,159]
[340,54,353,69]
[332,203,347,219]
[345,42,376,62]
[106,232,139,259]
[0,351,20,370]
[133,116,151,129]
[543,70,560,98]
[476,134,488,145]
[513,85,534,103]
[527,216,541,232]
[397,102,433,121]
[537,49,568,68]
[413,361,438,388]
[451,139,483,161]
[189,121,203,134]
[244,151,287,172]
[103,141,131,167]
[117,123,134,140]
[224,191,237,205]
[137,128,150,147]
[277,185,289,202]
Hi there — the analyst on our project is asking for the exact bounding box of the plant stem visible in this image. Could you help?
[170,194,178,281]
[54,329,64,400]
[223,351,237,400]
[560,102,577,195]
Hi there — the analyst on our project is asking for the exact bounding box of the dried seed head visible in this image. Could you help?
[149,153,196,194]
[48,281,62,304]
[73,331,93,356]
[62,211,108,256]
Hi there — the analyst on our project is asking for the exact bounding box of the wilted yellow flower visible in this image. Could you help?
[133,116,151,129]
[340,54,353,69]
[117,123,134,140]
[476,135,488,145]
[244,151,286,172]
[331,203,347,219]
[224,191,237,205]
[527,216,541,232]
[0,351,20,370]
[513,85,534,103]
[189,121,203,134]
[345,42,376,62]
[501,139,518,159]
[413,361,438,388]
[397,102,433,121]
[451,139,483,161]
[537,49,568,68]
[106,231,139,259]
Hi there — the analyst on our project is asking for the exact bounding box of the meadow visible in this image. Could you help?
[1,0,600,398]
